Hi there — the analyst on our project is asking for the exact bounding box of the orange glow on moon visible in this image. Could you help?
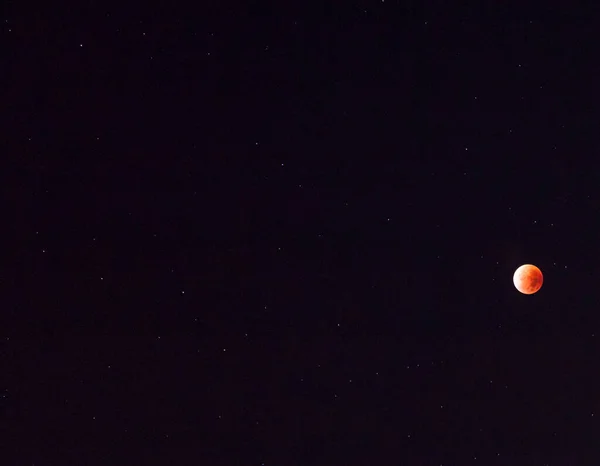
[513,264,543,295]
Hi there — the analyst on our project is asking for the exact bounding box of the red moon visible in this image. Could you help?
[513,264,543,295]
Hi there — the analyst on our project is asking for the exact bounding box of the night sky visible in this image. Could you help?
[3,3,600,465]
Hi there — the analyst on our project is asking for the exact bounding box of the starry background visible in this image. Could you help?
[3,3,600,465]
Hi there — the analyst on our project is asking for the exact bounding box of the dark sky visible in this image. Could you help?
[3,3,600,465]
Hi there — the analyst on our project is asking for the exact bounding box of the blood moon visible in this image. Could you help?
[513,264,543,295]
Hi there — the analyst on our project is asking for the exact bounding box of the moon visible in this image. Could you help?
[513,264,543,295]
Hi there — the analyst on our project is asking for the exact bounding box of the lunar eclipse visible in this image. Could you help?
[513,264,543,295]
